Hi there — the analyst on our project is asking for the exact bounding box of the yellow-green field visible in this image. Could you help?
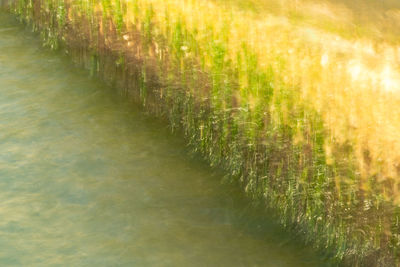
[5,0,400,265]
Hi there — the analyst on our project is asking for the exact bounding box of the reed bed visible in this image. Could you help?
[3,0,400,265]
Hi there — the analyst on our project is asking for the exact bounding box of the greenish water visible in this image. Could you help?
[0,12,327,266]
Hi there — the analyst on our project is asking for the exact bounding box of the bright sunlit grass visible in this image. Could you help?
[122,0,400,202]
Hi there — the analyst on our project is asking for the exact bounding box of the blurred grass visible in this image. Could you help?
[3,0,400,265]
[214,0,400,43]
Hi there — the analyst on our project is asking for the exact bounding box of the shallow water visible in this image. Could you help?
[0,12,328,266]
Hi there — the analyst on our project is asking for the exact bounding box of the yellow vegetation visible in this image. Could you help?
[115,0,400,202]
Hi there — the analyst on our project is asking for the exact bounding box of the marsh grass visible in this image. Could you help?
[2,0,400,265]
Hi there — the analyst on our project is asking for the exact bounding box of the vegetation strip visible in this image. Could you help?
[2,0,400,265]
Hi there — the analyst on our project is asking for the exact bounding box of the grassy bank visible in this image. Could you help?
[2,0,400,265]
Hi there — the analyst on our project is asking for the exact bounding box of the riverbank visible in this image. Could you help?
[2,0,400,265]
[0,11,329,265]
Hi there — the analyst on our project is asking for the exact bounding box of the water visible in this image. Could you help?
[0,12,328,266]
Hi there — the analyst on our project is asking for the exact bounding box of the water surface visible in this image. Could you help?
[0,11,327,266]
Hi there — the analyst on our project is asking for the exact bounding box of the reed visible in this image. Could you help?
[3,0,400,265]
